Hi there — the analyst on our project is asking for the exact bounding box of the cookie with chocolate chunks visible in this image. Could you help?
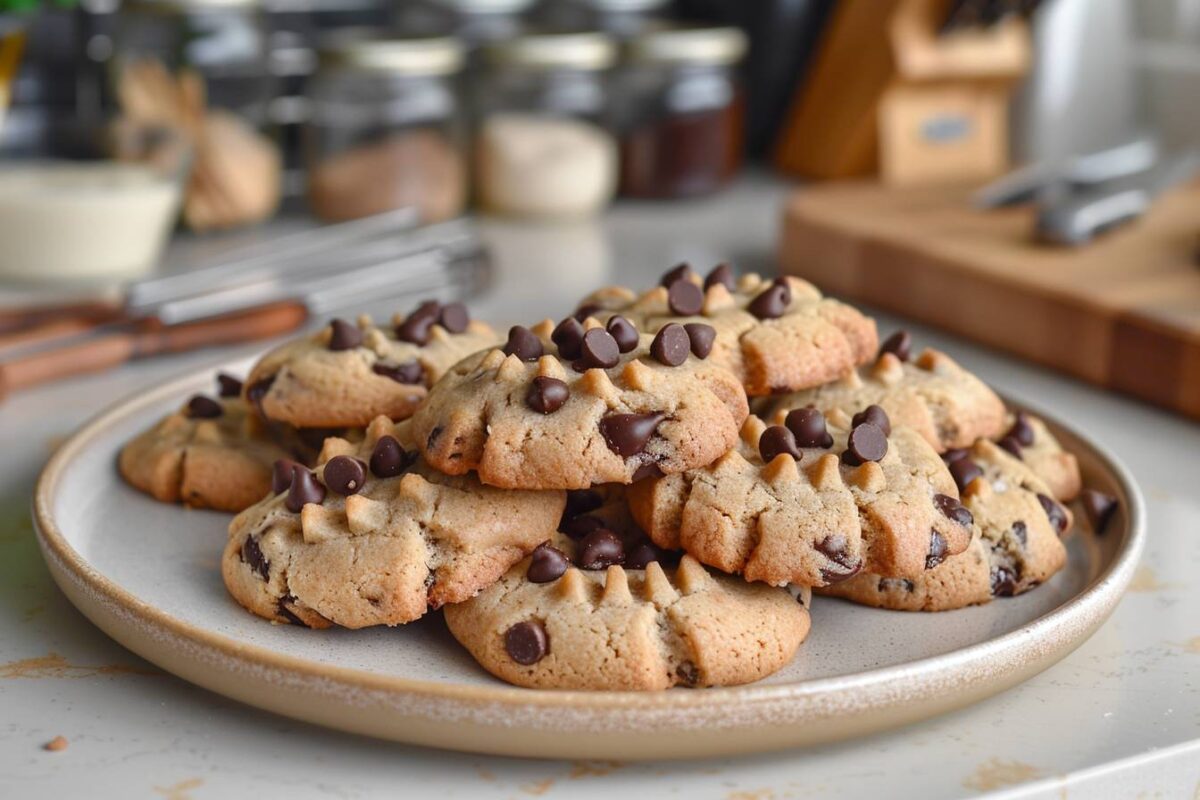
[995,412,1083,502]
[222,416,564,629]
[411,317,749,490]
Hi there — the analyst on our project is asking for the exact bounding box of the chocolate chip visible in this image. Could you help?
[606,316,640,353]
[552,316,586,359]
[747,283,790,319]
[926,530,947,569]
[704,263,734,291]
[851,404,891,436]
[438,302,469,333]
[878,577,915,593]
[815,534,861,583]
[1038,493,1070,535]
[271,459,303,494]
[942,448,969,464]
[660,262,696,288]
[879,330,912,362]
[186,395,222,419]
[561,515,605,541]
[369,435,409,478]
[1080,489,1118,534]
[285,469,326,512]
[625,541,665,570]
[675,661,700,686]
[561,489,603,522]
[324,455,367,496]
[933,493,974,527]
[950,458,984,492]
[651,323,691,366]
[328,318,362,351]
[246,375,274,413]
[216,373,243,398]
[372,360,424,385]
[526,376,569,414]
[395,300,441,344]
[1012,521,1027,546]
[599,412,665,458]
[844,422,888,464]
[759,425,802,462]
[784,406,834,449]
[577,528,625,570]
[503,325,543,362]
[991,566,1018,597]
[527,543,570,583]
[632,462,664,481]
[575,328,620,370]
[667,279,704,316]
[241,536,270,580]
[504,621,548,665]
[998,435,1024,459]
[1006,412,1036,447]
[683,323,716,359]
[573,303,601,322]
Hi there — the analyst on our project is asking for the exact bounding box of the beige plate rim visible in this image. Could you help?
[32,359,1146,758]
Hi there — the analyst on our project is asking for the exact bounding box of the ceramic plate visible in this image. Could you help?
[33,357,1145,760]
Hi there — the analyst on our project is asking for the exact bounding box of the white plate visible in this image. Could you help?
[33,357,1145,760]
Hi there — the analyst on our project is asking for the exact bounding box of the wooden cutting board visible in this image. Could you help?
[779,181,1200,420]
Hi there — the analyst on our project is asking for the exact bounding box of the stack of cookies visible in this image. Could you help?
[119,265,1120,691]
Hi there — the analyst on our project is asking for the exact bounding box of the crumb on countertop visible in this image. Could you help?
[44,736,68,752]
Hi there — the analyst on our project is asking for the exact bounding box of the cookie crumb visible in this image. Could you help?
[44,736,68,752]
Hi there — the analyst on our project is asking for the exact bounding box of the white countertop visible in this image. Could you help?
[2,177,1198,800]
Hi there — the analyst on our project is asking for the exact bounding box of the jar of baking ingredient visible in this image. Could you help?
[475,31,618,220]
[618,25,747,199]
[305,34,467,223]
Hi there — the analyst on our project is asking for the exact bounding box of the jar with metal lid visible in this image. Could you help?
[618,25,748,199]
[474,31,618,219]
[305,34,467,223]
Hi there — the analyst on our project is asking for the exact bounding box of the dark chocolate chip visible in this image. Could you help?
[683,322,716,359]
[324,455,367,496]
[271,459,303,494]
[526,376,569,414]
[285,469,326,512]
[576,328,620,370]
[527,543,570,583]
[186,395,223,419]
[784,406,834,449]
[1012,521,1028,546]
[878,577,915,593]
[328,318,362,351]
[241,536,270,580]
[562,489,603,522]
[991,566,1018,597]
[933,493,974,527]
[396,315,434,345]
[1080,489,1118,534]
[369,435,409,478]
[1038,493,1070,535]
[942,448,969,464]
[747,283,790,319]
[561,515,606,541]
[246,375,274,413]
[815,534,862,583]
[504,621,548,665]
[660,262,696,288]
[577,528,625,570]
[216,373,243,398]
[926,530,948,569]
[632,462,664,481]
[759,425,802,462]
[1006,412,1036,447]
[879,330,912,362]
[599,412,665,458]
[704,263,734,291]
[276,596,307,626]
[573,303,601,322]
[650,323,690,366]
[438,302,469,333]
[502,325,544,362]
[950,458,984,492]
[998,435,1024,459]
[624,541,665,570]
[408,299,442,323]
[851,404,891,436]
[667,279,704,316]
[426,426,442,450]
[372,360,424,385]
[606,315,640,353]
[845,422,888,464]
[552,317,586,360]
[676,661,700,686]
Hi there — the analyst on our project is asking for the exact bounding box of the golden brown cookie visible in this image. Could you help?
[992,412,1082,502]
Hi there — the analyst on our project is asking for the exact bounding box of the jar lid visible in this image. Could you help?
[626,25,748,66]
[319,34,465,75]
[484,31,617,71]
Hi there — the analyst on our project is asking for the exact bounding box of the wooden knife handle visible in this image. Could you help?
[135,301,308,357]
[0,300,125,336]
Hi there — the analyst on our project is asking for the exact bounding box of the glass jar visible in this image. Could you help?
[618,25,747,199]
[305,34,467,223]
[475,31,618,219]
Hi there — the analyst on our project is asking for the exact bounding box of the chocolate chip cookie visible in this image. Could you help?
[759,339,1006,453]
[991,412,1082,502]
[820,438,1070,611]
[444,532,810,690]
[574,264,878,396]
[223,416,565,629]
[627,406,975,587]
[244,301,496,429]
[119,373,291,512]
[411,317,750,490]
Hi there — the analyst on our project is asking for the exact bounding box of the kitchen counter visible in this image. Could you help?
[1,176,1197,799]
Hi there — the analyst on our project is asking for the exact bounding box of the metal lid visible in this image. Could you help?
[429,0,536,13]
[484,31,617,71]
[319,33,465,75]
[582,0,670,12]
[626,25,748,66]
